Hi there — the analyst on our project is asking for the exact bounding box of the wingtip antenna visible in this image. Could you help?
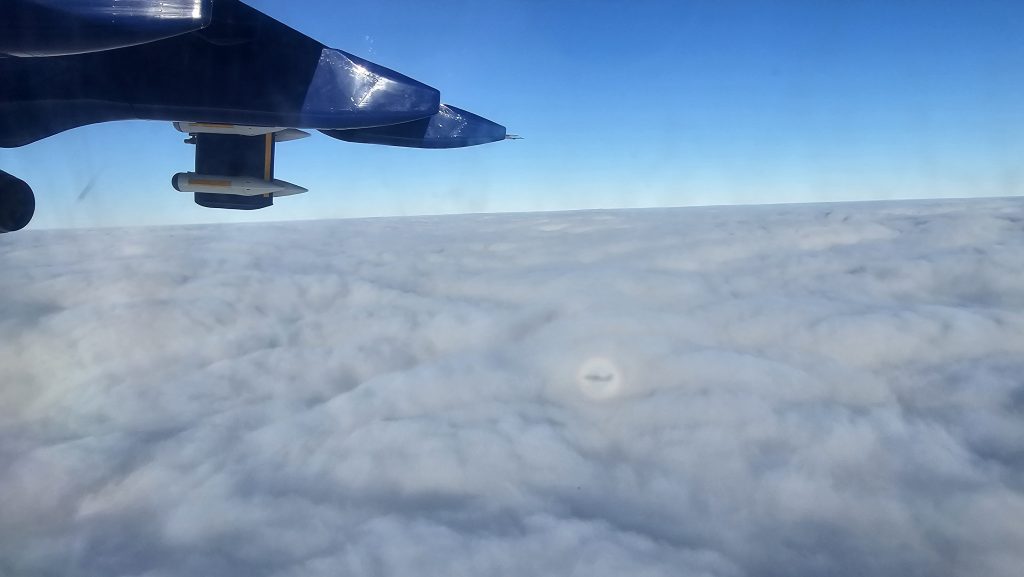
[505,134,523,140]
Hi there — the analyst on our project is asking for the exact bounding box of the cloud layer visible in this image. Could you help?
[2,198,1024,577]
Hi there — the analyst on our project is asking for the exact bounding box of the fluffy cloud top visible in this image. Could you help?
[2,198,1024,577]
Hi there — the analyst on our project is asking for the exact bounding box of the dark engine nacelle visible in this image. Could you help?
[0,171,35,233]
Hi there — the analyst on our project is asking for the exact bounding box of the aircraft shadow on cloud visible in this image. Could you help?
[0,0,510,233]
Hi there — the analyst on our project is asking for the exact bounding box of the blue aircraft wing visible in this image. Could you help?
[0,0,507,232]
[0,0,445,147]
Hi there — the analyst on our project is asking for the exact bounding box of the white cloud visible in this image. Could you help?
[2,198,1024,577]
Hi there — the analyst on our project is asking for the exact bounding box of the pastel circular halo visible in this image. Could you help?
[576,357,624,400]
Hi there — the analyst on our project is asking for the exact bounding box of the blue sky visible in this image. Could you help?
[4,0,1024,229]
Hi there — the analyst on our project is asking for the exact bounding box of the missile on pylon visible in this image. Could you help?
[172,173,307,197]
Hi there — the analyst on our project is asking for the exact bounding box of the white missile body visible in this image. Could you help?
[273,128,311,142]
[172,173,308,197]
[173,122,312,142]
[174,122,285,136]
